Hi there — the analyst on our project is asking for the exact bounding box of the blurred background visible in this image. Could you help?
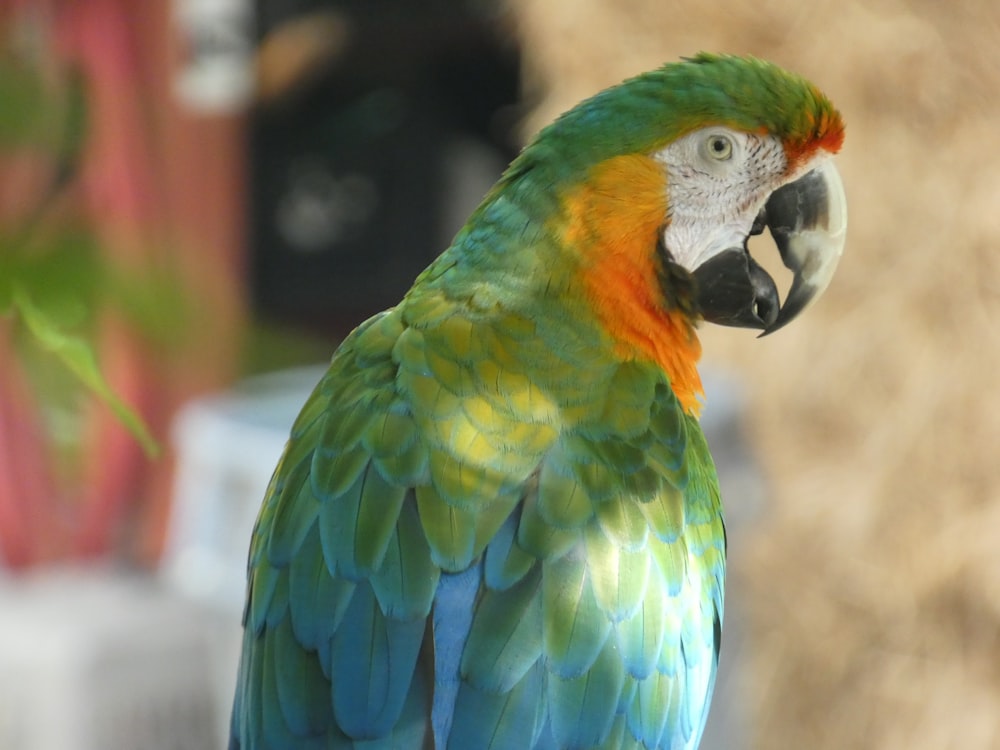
[1,0,999,748]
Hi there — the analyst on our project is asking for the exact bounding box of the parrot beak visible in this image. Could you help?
[759,159,847,335]
[692,159,847,334]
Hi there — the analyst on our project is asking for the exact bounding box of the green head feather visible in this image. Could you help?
[509,52,844,186]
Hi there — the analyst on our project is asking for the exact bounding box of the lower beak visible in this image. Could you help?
[692,160,847,334]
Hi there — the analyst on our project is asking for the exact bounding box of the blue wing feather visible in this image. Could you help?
[431,565,481,746]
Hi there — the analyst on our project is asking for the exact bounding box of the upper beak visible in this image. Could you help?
[692,159,847,335]
[761,159,847,335]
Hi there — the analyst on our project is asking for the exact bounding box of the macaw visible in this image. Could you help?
[229,53,846,750]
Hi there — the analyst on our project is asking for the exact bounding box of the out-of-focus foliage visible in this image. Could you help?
[0,51,173,458]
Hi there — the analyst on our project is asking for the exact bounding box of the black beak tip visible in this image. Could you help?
[748,262,780,329]
[692,248,780,331]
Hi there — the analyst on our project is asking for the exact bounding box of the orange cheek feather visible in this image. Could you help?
[561,154,704,415]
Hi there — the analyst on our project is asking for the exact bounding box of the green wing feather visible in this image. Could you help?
[230,281,725,750]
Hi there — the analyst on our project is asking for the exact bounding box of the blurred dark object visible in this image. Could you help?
[250,1,521,336]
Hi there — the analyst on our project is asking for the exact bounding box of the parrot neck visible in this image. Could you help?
[558,154,704,414]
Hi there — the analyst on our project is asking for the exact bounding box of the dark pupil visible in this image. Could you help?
[712,138,726,152]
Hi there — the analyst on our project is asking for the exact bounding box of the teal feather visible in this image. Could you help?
[312,443,369,501]
[322,398,373,452]
[288,526,356,649]
[626,670,673,748]
[362,407,419,458]
[517,489,580,561]
[287,389,329,441]
[316,468,363,579]
[598,714,628,750]
[658,610,684,677]
[386,665,433,749]
[246,562,278,635]
[265,457,319,566]
[448,660,546,750]
[570,459,619,503]
[542,551,612,679]
[648,445,690,493]
[597,363,656,438]
[471,490,523,559]
[331,581,426,738]
[649,535,688,598]
[369,497,440,620]
[547,637,625,748]
[263,569,289,630]
[565,433,647,478]
[595,493,649,551]
[353,462,408,574]
[414,484,477,572]
[260,628,299,749]
[536,449,593,530]
[483,505,535,590]
[460,564,543,692]
[281,420,323,474]
[335,369,381,412]
[371,439,429,488]
[272,617,329,737]
[615,563,668,679]
[636,483,685,542]
[617,675,638,714]
[675,428,723,527]
[584,523,650,622]
[533,311,614,372]
[234,634,261,745]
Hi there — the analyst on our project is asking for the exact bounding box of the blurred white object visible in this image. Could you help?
[162,365,326,614]
[172,0,254,112]
[0,569,221,750]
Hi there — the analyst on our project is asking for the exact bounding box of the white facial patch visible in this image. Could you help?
[652,128,787,272]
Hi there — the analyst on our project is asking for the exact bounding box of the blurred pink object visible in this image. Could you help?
[0,0,247,566]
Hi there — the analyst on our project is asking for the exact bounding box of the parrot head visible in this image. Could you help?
[518,52,847,339]
[649,60,847,335]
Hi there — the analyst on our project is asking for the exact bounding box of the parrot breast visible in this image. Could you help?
[559,154,704,414]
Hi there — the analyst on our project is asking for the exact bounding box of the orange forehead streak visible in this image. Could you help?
[560,154,704,415]
[783,99,845,171]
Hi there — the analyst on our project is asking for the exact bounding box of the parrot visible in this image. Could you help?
[229,52,846,750]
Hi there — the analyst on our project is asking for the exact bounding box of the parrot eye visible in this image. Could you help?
[704,134,734,161]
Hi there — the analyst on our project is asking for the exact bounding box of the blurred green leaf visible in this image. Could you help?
[54,66,89,177]
[12,286,160,458]
[0,62,81,157]
[0,62,51,147]
[108,261,197,350]
[0,226,102,327]
[0,51,180,463]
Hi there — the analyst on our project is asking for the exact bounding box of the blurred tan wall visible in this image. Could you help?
[510,2,1000,748]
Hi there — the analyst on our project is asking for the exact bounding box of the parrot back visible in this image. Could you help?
[229,293,726,750]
